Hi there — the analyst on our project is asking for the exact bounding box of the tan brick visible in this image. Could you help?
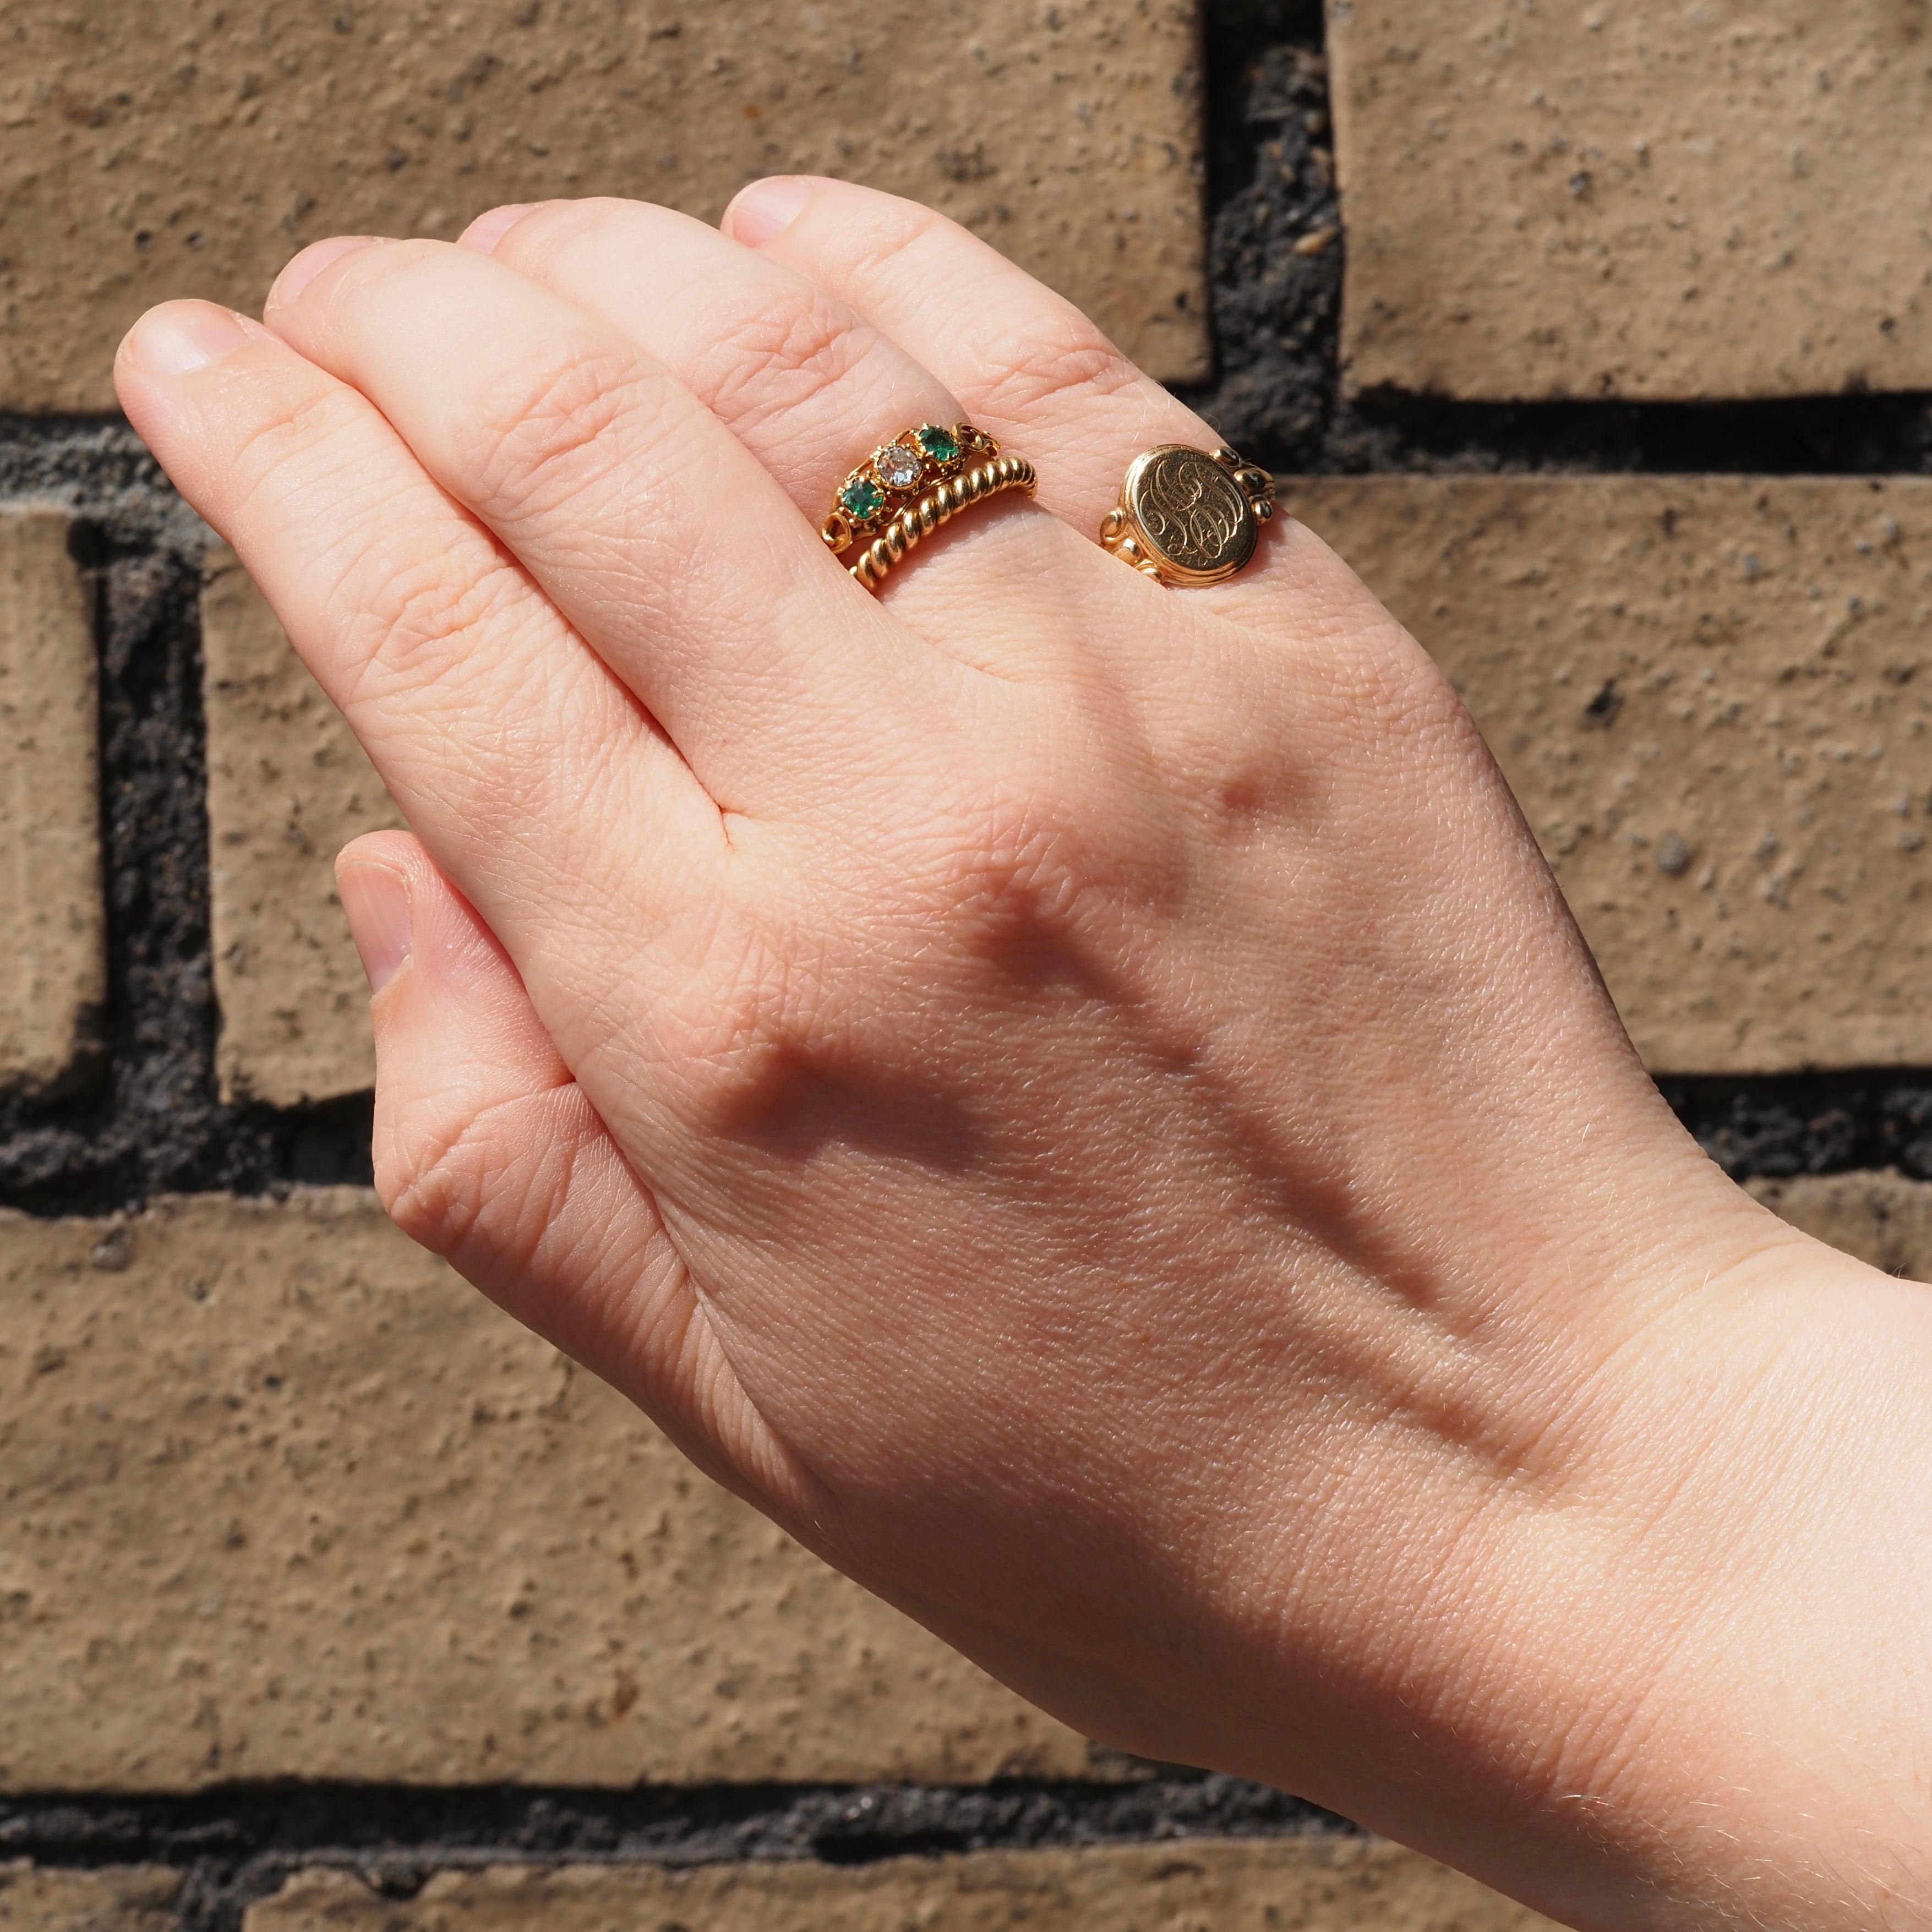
[1,1,1203,413]
[201,548,403,1106]
[0,1865,181,1932]
[1751,1173,1932,1281]
[1292,474,1932,1074]
[0,512,102,1096]
[0,1187,1085,1791]
[249,1842,1560,1932]
[1329,1,1932,401]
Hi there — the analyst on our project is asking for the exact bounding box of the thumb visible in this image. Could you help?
[336,831,814,1517]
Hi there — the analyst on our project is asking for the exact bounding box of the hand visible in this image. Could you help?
[116,181,1932,1930]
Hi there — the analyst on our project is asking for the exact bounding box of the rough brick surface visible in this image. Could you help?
[0,1865,180,1932]
[248,1842,1561,1932]
[1329,0,1932,401]
[0,1188,1084,1791]
[1750,1172,1932,1280]
[201,548,403,1107]
[2,1,1204,412]
[1292,476,1932,1074]
[0,512,102,1098]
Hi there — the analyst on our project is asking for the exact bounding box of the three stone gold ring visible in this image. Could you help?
[823,422,1037,592]
[1100,444,1276,588]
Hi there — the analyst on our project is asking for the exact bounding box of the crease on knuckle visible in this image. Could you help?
[225,380,374,526]
[453,339,664,527]
[380,1080,576,1265]
[698,285,875,426]
[339,542,533,706]
[835,201,952,288]
[972,316,1140,419]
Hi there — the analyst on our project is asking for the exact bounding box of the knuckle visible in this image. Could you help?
[840,200,952,288]
[697,284,873,424]
[225,379,372,523]
[376,1099,495,1258]
[971,311,1140,419]
[655,904,804,1103]
[894,776,1160,977]
[340,541,530,701]
[452,339,665,525]
[647,790,1164,1161]
[376,1086,571,1271]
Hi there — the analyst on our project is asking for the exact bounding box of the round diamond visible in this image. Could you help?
[875,443,923,491]
[841,476,886,521]
[916,425,960,463]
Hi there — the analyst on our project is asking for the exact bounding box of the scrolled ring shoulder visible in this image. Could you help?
[1100,443,1279,589]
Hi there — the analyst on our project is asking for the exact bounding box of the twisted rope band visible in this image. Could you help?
[848,451,1037,592]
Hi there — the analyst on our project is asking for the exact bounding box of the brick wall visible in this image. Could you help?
[2,2,1928,1928]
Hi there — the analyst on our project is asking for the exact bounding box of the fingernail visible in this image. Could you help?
[338,860,413,995]
[119,303,251,378]
[723,175,816,247]
[268,234,382,311]
[459,203,536,255]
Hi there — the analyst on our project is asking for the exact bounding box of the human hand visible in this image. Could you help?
[116,182,1931,1930]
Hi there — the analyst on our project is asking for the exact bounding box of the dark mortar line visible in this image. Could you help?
[1181,3,1932,481]
[1663,1071,1932,1186]
[2,1775,1351,1925]
[1305,388,1932,479]
[0,515,376,1215]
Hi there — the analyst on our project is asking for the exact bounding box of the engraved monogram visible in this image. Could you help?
[1101,443,1272,587]
[1128,448,1254,577]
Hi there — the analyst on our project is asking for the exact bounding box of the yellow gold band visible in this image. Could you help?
[847,452,1038,592]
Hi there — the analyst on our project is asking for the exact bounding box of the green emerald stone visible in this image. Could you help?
[840,476,887,521]
[916,425,961,462]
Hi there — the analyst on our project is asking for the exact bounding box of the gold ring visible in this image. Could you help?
[1099,444,1276,588]
[823,422,1037,592]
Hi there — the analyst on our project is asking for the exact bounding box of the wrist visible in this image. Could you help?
[1208,1175,1924,1931]
[1144,1124,1822,1922]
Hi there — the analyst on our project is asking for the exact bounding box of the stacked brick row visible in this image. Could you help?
[3,2,1928,1927]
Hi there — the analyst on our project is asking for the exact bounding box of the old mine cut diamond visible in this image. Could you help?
[841,476,887,521]
[875,442,924,492]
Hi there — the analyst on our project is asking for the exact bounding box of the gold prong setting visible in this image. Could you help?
[821,423,993,555]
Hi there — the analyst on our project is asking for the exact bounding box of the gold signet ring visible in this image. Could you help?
[1099,443,1276,588]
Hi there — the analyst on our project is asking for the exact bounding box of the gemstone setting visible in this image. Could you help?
[840,476,887,521]
[874,442,924,491]
[825,425,992,555]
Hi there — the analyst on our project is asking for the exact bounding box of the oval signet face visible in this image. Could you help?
[1125,446,1257,582]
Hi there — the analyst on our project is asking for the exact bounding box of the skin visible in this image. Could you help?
[114,179,1932,1929]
